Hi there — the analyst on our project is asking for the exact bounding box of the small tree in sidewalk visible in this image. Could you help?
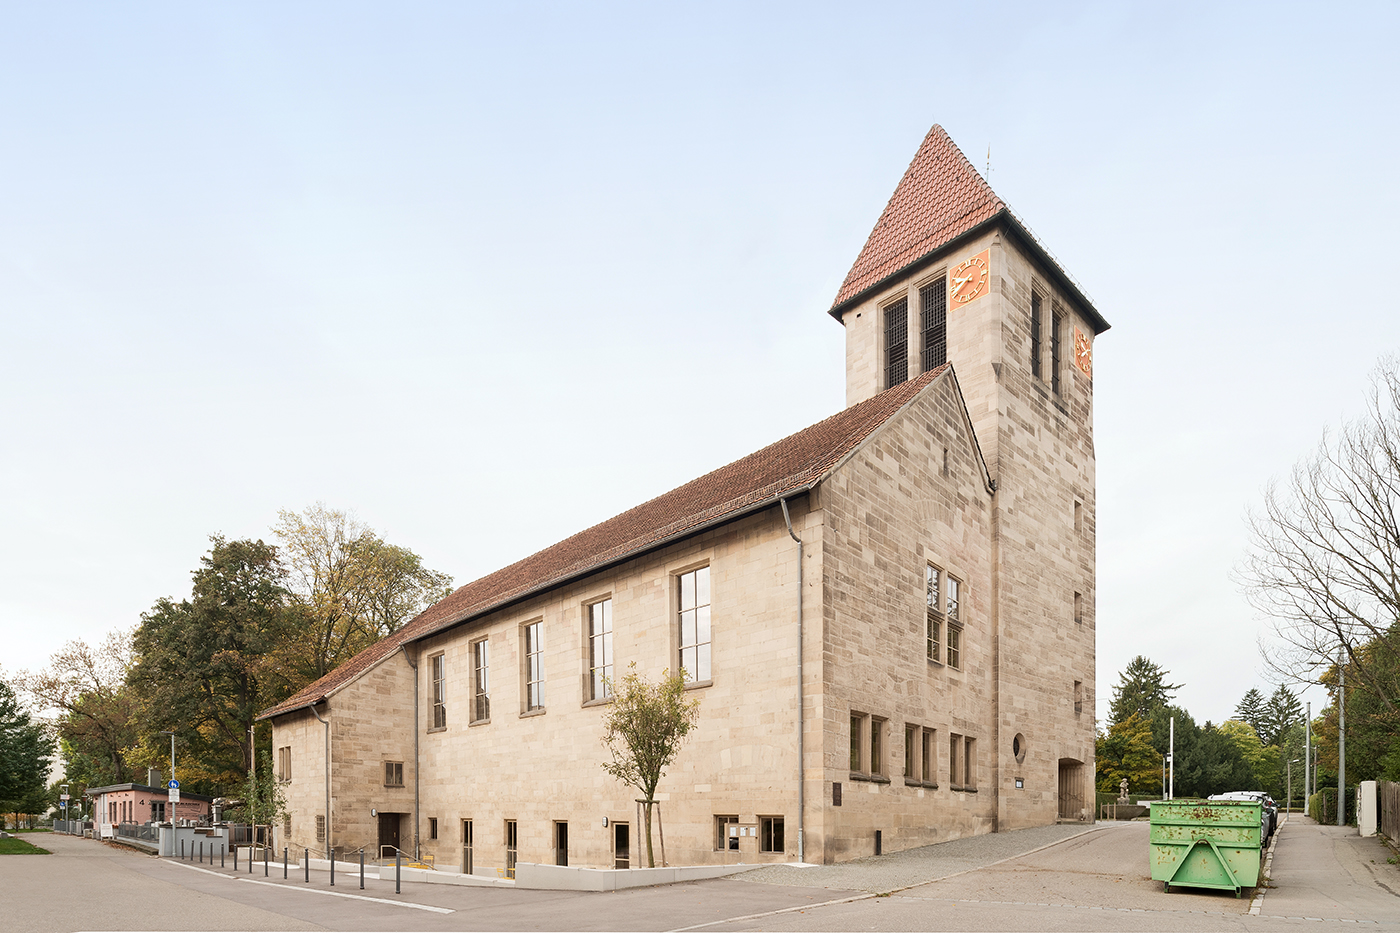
[599,664,700,868]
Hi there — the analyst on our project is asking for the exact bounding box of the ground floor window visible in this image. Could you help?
[429,817,438,840]
[462,819,473,874]
[759,816,785,854]
[504,820,517,879]
[555,821,568,866]
[715,815,738,851]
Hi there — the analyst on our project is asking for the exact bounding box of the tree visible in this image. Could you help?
[1240,357,1400,714]
[273,504,453,682]
[0,677,55,823]
[226,751,287,829]
[1260,685,1303,747]
[1232,688,1268,741]
[599,664,700,868]
[1108,656,1183,727]
[127,537,298,791]
[16,630,139,787]
[1095,713,1160,796]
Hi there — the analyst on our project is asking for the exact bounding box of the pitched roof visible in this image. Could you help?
[258,366,950,721]
[830,124,1005,312]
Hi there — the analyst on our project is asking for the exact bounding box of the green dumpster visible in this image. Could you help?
[1149,799,1262,896]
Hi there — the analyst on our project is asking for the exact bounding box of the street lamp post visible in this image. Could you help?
[1287,759,1300,820]
[159,731,177,837]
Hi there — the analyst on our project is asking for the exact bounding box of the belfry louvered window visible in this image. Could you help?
[884,297,909,388]
[920,278,947,372]
[1051,308,1064,395]
[1030,293,1043,379]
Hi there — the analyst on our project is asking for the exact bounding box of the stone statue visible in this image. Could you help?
[1118,777,1130,802]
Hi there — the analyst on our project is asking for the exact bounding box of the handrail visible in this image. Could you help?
[378,844,434,869]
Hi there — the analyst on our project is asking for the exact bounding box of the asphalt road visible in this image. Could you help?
[8,817,1398,932]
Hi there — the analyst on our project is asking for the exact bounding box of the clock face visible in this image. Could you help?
[1074,328,1092,377]
[949,249,991,305]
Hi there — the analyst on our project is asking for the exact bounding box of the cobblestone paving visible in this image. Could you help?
[736,822,1104,894]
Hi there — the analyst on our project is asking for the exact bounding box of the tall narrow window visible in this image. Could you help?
[1074,680,1084,714]
[1051,308,1064,394]
[1074,591,1083,626]
[926,564,942,663]
[870,716,886,777]
[946,576,962,670]
[524,621,544,711]
[905,724,918,779]
[1030,293,1043,379]
[429,817,438,840]
[922,728,934,783]
[431,653,447,729]
[964,738,977,788]
[921,278,947,371]
[849,713,864,772]
[277,746,291,782]
[588,599,613,700]
[678,566,711,682]
[504,820,517,879]
[885,297,909,388]
[461,819,473,875]
[472,639,490,722]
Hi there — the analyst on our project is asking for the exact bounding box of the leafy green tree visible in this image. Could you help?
[127,537,299,792]
[17,630,138,787]
[1109,656,1183,727]
[0,678,55,823]
[273,504,453,682]
[1232,688,1268,740]
[226,751,287,829]
[599,664,701,868]
[1312,632,1400,785]
[1095,713,1160,796]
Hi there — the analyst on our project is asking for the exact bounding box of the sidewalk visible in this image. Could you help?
[737,821,1103,893]
[1260,815,1400,924]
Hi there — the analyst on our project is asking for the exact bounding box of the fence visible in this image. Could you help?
[1381,781,1399,842]
[227,824,273,848]
[116,822,159,843]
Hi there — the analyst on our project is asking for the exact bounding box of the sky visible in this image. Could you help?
[3,1,1397,730]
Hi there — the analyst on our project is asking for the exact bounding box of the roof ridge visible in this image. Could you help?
[257,367,949,722]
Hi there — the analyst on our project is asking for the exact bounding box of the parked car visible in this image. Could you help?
[1208,791,1277,840]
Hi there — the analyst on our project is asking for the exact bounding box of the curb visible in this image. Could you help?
[1248,819,1283,916]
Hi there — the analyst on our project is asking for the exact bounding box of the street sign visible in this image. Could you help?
[59,793,70,801]
[169,788,180,804]
[60,801,68,809]
[168,780,179,789]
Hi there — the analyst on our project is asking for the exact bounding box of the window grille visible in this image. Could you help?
[1051,309,1063,394]
[678,566,711,682]
[1030,293,1043,378]
[885,297,909,388]
[921,279,947,371]
[431,654,447,729]
[472,639,490,721]
[461,819,473,874]
[588,599,613,700]
[524,621,544,710]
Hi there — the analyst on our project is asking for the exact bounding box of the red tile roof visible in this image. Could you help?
[830,125,1005,313]
[258,366,950,721]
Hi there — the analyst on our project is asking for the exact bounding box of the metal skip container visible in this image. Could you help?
[1149,799,1263,897]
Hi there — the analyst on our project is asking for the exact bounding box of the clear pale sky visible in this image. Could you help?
[3,2,1396,728]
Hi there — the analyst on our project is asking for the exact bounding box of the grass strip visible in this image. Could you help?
[0,837,52,854]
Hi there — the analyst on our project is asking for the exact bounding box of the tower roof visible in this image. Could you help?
[831,125,1004,312]
[829,125,1108,333]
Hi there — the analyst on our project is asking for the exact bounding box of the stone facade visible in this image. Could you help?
[266,123,1106,871]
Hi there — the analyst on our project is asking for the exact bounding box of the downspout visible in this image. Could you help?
[780,496,805,864]
[401,645,421,860]
[309,702,331,861]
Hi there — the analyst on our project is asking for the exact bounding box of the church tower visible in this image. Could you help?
[829,125,1109,828]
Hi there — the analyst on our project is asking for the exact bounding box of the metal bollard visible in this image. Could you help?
[284,847,288,879]
[234,845,238,871]
[221,843,225,868]
[200,841,204,863]
[330,851,335,887]
[181,839,186,859]
[360,849,364,890]
[304,848,309,883]
[248,844,253,873]
[395,850,401,894]
[264,844,269,877]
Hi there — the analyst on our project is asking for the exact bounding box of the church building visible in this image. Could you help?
[260,123,1108,871]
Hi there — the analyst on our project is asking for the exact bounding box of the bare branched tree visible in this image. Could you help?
[1239,358,1400,714]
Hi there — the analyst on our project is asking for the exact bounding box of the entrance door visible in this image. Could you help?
[378,812,401,857]
[1058,759,1085,820]
[613,822,629,869]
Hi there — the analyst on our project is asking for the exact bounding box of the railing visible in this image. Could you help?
[114,822,160,842]
[227,824,272,847]
[378,845,434,870]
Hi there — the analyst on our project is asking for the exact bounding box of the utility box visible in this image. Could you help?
[1149,799,1262,897]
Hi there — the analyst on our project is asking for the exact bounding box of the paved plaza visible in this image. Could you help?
[6,817,1397,932]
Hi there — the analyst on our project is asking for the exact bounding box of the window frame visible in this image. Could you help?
[926,564,943,665]
[945,574,963,670]
[586,597,614,702]
[884,295,910,389]
[903,723,938,788]
[384,761,405,787]
[429,817,438,840]
[677,565,712,685]
[471,638,490,723]
[461,818,473,875]
[1030,291,1043,380]
[277,745,291,783]
[1051,306,1064,395]
[523,619,544,713]
[759,816,785,854]
[430,652,447,730]
[920,275,948,373]
[715,815,739,851]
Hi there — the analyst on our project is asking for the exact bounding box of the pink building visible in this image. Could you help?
[87,783,212,836]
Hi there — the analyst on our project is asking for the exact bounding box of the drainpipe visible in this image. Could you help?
[780,496,805,864]
[400,645,421,861]
[309,702,331,861]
